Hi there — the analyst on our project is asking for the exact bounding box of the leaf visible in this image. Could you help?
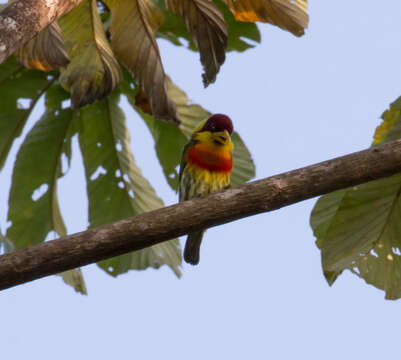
[310,96,401,299]
[15,22,69,72]
[372,96,401,145]
[122,73,255,191]
[104,0,179,123]
[76,91,182,277]
[311,176,401,299]
[166,0,227,86]
[5,83,87,294]
[0,232,14,254]
[157,0,261,53]
[59,0,121,108]
[121,79,187,190]
[59,268,88,295]
[157,3,196,48]
[0,57,54,171]
[222,0,308,37]
[215,0,261,52]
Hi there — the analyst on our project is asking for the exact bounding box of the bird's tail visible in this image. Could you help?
[184,230,205,265]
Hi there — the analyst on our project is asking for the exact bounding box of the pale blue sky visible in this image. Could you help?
[1,1,401,359]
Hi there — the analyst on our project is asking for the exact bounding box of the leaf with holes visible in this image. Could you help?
[104,0,179,123]
[15,22,69,72]
[76,91,182,277]
[122,73,255,190]
[0,57,55,171]
[59,0,121,108]
[166,0,227,86]
[223,0,308,37]
[6,83,86,294]
[310,96,401,299]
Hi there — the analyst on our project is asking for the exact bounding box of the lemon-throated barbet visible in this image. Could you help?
[179,114,234,265]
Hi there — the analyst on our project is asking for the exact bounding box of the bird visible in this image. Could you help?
[179,114,234,265]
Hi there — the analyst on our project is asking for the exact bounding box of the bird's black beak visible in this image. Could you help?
[213,130,230,145]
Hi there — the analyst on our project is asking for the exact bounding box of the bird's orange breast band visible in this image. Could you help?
[187,144,232,172]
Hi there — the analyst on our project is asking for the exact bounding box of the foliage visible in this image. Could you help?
[0,0,308,293]
[311,96,401,300]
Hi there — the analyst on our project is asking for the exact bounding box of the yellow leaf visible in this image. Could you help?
[372,97,401,146]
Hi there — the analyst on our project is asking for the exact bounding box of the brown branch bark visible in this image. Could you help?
[2,139,401,290]
[0,0,84,64]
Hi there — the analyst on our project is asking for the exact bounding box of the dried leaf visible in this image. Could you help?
[105,0,179,123]
[166,0,227,86]
[157,0,261,53]
[59,0,121,108]
[135,89,153,115]
[223,0,308,36]
[15,22,69,72]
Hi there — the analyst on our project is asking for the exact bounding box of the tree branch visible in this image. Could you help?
[0,0,84,64]
[2,139,401,290]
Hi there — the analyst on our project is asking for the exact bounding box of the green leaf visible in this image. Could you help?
[229,132,255,187]
[0,232,14,254]
[311,176,401,299]
[122,74,255,191]
[59,0,121,108]
[76,91,182,277]
[310,96,401,299]
[104,0,179,123]
[0,57,54,170]
[5,83,87,294]
[0,55,22,82]
[310,190,347,243]
[59,268,88,295]
[6,84,69,248]
[140,112,188,190]
[120,76,187,190]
